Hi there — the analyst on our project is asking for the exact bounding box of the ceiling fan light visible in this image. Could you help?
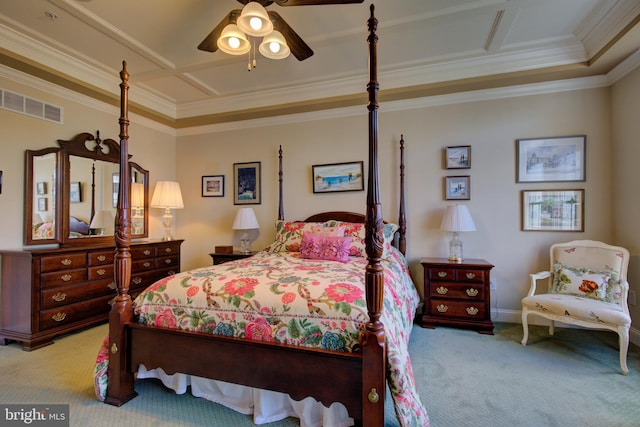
[259,30,290,59]
[237,2,273,37]
[217,24,250,55]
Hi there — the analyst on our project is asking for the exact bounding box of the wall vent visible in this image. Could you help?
[1,89,63,124]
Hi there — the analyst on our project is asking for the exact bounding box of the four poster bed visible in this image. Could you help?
[98,6,428,427]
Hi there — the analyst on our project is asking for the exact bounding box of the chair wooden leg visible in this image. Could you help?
[521,308,529,345]
[618,325,630,376]
[549,320,555,336]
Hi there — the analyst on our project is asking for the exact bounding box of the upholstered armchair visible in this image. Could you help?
[521,240,631,375]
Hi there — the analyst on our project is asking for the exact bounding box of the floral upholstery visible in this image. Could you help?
[521,240,631,375]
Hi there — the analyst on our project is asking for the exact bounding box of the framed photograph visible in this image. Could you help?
[36,181,47,195]
[445,145,471,169]
[234,162,261,205]
[516,135,586,183]
[312,161,364,194]
[202,175,224,197]
[445,175,470,200]
[38,197,47,212]
[70,181,81,203]
[521,189,584,231]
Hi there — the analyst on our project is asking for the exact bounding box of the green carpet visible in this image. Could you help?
[1,322,638,426]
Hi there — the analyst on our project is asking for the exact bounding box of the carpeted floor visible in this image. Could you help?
[1,322,638,426]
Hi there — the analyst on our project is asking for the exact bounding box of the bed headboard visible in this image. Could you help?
[304,211,365,223]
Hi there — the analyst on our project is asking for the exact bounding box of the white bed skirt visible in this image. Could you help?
[137,366,354,427]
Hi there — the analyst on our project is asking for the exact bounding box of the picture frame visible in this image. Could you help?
[38,197,47,212]
[202,175,225,197]
[445,145,471,169]
[521,189,584,232]
[234,162,261,205]
[516,135,586,183]
[445,175,470,200]
[36,181,47,195]
[312,161,364,194]
[70,181,82,203]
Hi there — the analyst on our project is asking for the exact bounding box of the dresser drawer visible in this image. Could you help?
[88,250,114,266]
[428,267,456,281]
[88,264,114,281]
[40,253,86,273]
[428,299,486,320]
[41,268,87,288]
[132,258,155,272]
[156,242,181,256]
[41,279,115,309]
[39,295,112,330]
[429,282,485,300]
[131,246,154,259]
[130,270,160,290]
[156,255,179,269]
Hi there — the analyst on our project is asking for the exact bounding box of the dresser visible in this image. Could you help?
[0,240,182,350]
[209,251,255,265]
[420,257,494,334]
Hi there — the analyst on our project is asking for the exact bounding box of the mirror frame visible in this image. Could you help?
[24,147,62,246]
[24,131,149,246]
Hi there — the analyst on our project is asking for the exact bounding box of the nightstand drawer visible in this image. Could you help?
[429,282,485,300]
[428,300,486,319]
[456,268,485,283]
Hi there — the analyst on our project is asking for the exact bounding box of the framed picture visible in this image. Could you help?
[38,197,47,212]
[445,145,471,169]
[202,175,224,197]
[521,189,584,231]
[234,162,261,205]
[516,135,586,183]
[36,181,47,195]
[70,181,81,203]
[445,175,470,200]
[312,161,364,193]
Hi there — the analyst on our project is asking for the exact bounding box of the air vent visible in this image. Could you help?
[1,89,63,124]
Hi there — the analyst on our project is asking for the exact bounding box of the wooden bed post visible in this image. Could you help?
[399,135,407,255]
[278,145,284,221]
[105,61,137,406]
[362,5,386,426]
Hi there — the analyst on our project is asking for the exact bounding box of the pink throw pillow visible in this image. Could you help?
[300,233,353,263]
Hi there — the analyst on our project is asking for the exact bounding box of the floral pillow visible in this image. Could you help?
[267,221,345,253]
[323,221,366,257]
[300,233,353,263]
[551,263,613,301]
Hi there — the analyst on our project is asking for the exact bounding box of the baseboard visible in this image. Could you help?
[492,308,640,348]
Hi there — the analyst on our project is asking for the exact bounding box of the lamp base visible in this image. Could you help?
[240,231,252,254]
[448,232,464,263]
[161,209,174,241]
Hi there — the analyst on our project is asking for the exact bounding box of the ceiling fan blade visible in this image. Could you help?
[197,9,241,52]
[275,0,364,5]
[269,11,314,61]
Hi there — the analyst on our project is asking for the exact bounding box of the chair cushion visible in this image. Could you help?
[551,263,612,301]
[522,293,631,326]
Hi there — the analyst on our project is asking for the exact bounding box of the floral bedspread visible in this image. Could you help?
[95,247,429,426]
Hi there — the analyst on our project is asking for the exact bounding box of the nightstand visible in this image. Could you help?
[209,251,255,265]
[420,257,494,334]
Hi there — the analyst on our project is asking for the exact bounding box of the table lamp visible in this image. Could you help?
[130,182,145,235]
[90,210,114,236]
[151,181,184,241]
[232,207,259,253]
[440,204,476,262]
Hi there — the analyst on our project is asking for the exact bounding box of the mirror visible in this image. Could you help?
[25,148,62,245]
[24,131,149,246]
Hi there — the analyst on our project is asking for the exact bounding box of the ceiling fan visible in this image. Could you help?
[198,0,365,62]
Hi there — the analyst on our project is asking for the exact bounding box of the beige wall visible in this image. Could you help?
[1,68,637,336]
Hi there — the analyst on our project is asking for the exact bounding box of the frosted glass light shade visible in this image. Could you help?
[237,2,273,37]
[259,30,290,59]
[217,24,250,55]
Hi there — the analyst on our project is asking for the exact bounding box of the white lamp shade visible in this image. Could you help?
[440,205,476,232]
[131,183,145,208]
[151,181,184,209]
[217,24,251,55]
[259,30,290,59]
[90,210,114,229]
[237,2,273,37]
[232,207,259,230]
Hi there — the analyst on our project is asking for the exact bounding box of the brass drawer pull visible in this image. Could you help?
[52,312,67,322]
[132,277,142,285]
[52,292,67,302]
[436,304,448,313]
[168,270,176,276]
[466,307,479,316]
[466,273,476,279]
[108,282,116,290]
[97,255,106,262]
[164,259,172,265]
[466,288,479,297]
[143,262,151,268]
[437,271,447,278]
[165,248,172,253]
[61,274,72,282]
[97,268,106,276]
[61,258,72,266]
[144,250,151,256]
[436,286,448,295]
